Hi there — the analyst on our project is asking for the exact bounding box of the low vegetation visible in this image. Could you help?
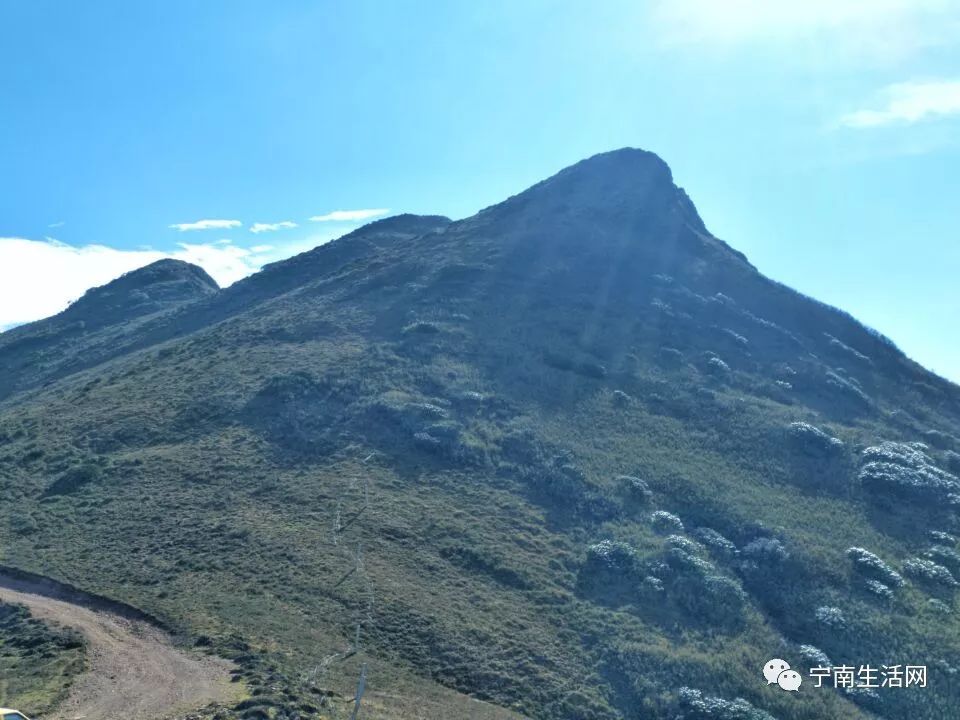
[1,149,959,719]
[0,601,85,713]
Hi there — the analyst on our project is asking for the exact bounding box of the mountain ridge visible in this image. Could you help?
[4,149,953,399]
[1,148,958,720]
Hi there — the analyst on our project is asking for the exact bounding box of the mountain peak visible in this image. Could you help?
[62,258,218,325]
[0,259,220,400]
[478,147,707,237]
[555,147,674,183]
[105,258,218,292]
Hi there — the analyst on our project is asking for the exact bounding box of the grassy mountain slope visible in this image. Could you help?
[0,258,219,401]
[1,149,959,720]
[0,600,85,712]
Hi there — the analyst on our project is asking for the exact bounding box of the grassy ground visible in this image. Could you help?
[3,313,955,719]
[0,601,85,714]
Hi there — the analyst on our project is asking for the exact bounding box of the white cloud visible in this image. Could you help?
[250,220,298,234]
[169,219,242,232]
[0,217,359,332]
[0,237,275,331]
[840,80,960,127]
[48,221,65,229]
[653,0,959,60]
[309,208,389,223]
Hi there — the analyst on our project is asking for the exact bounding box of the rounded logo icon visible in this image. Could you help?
[778,669,802,691]
[763,659,790,684]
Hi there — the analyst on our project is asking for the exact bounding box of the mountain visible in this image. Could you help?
[0,258,218,400]
[1,149,959,720]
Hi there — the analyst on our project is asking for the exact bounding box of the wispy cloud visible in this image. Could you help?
[169,219,242,232]
[250,220,298,234]
[840,80,960,128]
[652,0,959,62]
[309,208,389,223]
[48,220,66,229]
[1,206,387,330]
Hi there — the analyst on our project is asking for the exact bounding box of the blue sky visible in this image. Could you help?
[1,0,958,381]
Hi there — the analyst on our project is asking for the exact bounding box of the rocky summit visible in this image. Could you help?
[1,149,958,720]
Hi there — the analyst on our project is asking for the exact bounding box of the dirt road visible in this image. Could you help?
[0,572,240,720]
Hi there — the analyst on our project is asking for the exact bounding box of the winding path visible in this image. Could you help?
[0,571,240,720]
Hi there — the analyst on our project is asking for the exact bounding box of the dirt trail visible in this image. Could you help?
[0,572,240,720]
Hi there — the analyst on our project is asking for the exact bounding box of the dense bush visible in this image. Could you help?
[677,687,777,720]
[864,579,893,600]
[825,370,870,406]
[723,329,748,347]
[814,606,847,631]
[413,431,443,448]
[701,574,747,611]
[529,464,587,500]
[799,644,832,666]
[846,547,904,587]
[402,402,449,423]
[580,540,640,600]
[616,475,652,504]
[651,510,684,534]
[904,558,958,588]
[705,356,730,375]
[665,546,715,574]
[666,534,703,555]
[587,540,637,571]
[641,575,664,593]
[857,441,959,504]
[925,545,960,576]
[930,530,957,545]
[691,527,737,559]
[741,537,788,565]
[659,545,747,627]
[787,421,844,457]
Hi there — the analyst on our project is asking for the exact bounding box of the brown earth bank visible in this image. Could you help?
[0,571,241,720]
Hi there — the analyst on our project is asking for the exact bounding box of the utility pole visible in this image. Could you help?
[332,499,343,546]
[349,663,368,720]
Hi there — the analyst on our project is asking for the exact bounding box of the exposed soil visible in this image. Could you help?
[0,572,240,720]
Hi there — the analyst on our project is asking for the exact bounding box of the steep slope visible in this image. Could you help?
[0,259,218,400]
[0,216,451,405]
[1,149,959,720]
